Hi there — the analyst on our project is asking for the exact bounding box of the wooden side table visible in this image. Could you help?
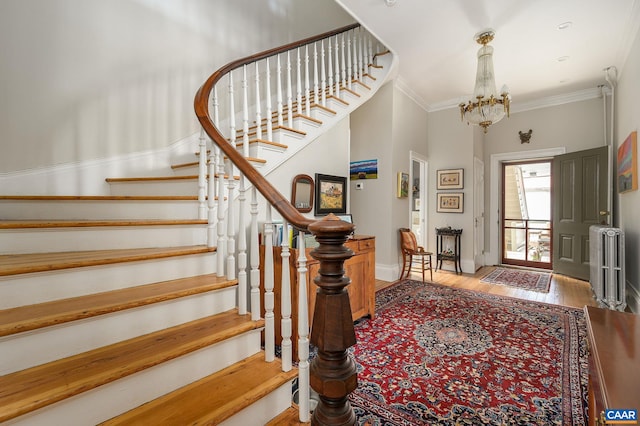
[585,306,640,425]
[435,227,462,274]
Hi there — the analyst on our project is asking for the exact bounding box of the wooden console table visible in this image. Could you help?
[259,235,376,358]
[585,306,640,425]
[435,227,462,274]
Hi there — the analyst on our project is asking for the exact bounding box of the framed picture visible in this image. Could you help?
[315,173,347,215]
[397,172,409,198]
[437,192,464,213]
[617,131,637,193]
[437,168,464,190]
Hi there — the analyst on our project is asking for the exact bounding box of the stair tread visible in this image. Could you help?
[0,273,236,337]
[0,245,215,277]
[266,404,309,425]
[0,219,207,229]
[0,195,198,200]
[100,352,296,426]
[0,310,264,423]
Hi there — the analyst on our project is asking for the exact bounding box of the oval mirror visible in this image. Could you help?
[291,174,314,213]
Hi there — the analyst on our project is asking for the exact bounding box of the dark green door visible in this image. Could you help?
[552,146,609,280]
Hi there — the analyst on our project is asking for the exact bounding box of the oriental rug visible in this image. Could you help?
[480,267,552,293]
[348,280,588,425]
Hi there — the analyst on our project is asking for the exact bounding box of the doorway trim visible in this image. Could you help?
[410,151,428,248]
[488,147,565,266]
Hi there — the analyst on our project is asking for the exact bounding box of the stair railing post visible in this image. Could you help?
[347,33,352,90]
[276,55,283,128]
[334,36,340,99]
[237,173,248,315]
[280,220,292,371]
[340,34,347,92]
[295,48,302,126]
[304,45,311,117]
[297,231,311,423]
[320,40,326,107]
[327,39,334,97]
[255,61,262,140]
[216,136,226,278]
[263,206,275,362]
[208,87,219,249]
[226,72,237,281]
[313,43,319,107]
[286,51,294,127]
[308,215,357,426]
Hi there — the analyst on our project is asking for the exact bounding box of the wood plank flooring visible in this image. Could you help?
[378,265,598,309]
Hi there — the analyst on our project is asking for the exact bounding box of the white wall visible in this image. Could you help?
[615,25,640,312]
[349,82,428,280]
[426,108,475,273]
[0,0,354,174]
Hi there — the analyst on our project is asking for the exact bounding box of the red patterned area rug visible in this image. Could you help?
[349,280,588,425]
[480,267,552,293]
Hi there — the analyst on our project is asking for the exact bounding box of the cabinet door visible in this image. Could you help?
[345,255,366,319]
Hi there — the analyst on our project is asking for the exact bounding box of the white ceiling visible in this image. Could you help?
[335,0,640,112]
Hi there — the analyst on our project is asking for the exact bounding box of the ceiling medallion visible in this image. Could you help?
[459,29,511,133]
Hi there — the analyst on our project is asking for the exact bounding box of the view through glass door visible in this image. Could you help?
[502,160,552,269]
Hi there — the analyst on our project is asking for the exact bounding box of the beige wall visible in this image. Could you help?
[349,82,428,279]
[615,26,640,310]
[0,0,353,173]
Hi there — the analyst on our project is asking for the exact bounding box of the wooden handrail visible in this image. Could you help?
[194,23,359,231]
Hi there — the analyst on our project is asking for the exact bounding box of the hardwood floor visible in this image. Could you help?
[377,265,599,309]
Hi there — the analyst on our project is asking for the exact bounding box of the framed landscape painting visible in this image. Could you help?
[315,174,347,215]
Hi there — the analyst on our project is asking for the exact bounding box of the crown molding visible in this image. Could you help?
[425,86,611,114]
[394,77,430,111]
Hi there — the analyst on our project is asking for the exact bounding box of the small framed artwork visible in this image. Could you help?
[397,172,409,198]
[437,168,464,190]
[617,131,637,193]
[315,173,347,215]
[437,192,464,213]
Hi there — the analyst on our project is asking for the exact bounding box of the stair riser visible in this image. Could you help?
[0,200,200,220]
[1,287,237,375]
[0,225,208,254]
[220,382,293,426]
[108,181,199,196]
[6,331,262,426]
[0,252,217,309]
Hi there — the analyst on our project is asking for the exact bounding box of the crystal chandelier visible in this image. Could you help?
[459,29,510,133]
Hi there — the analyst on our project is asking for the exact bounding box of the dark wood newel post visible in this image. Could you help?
[308,214,357,426]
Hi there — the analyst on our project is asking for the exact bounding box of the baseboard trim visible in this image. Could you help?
[375,263,398,283]
[626,280,640,314]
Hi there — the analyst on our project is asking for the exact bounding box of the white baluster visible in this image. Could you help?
[226,160,236,280]
[237,174,247,315]
[255,61,262,140]
[313,43,319,107]
[264,206,275,362]
[226,71,236,280]
[340,34,347,91]
[197,128,207,220]
[242,65,249,158]
[208,87,218,249]
[265,57,273,142]
[250,187,261,321]
[280,221,292,372]
[276,55,283,128]
[304,45,311,117]
[296,232,310,422]
[320,40,326,107]
[367,33,373,72]
[352,31,359,84]
[334,36,340,98]
[216,146,226,277]
[327,38,334,96]
[296,48,302,123]
[207,143,217,249]
[286,51,293,126]
[347,33,352,90]
[359,29,365,81]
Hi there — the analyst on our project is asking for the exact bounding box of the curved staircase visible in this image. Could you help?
[0,23,394,425]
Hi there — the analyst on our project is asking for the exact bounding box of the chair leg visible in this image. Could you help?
[428,255,433,281]
[400,252,407,280]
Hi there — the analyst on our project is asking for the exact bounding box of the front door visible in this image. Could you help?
[553,146,609,280]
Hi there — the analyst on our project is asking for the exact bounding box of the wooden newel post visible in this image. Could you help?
[308,214,357,426]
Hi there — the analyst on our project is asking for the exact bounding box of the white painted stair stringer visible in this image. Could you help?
[3,331,262,426]
[0,224,207,254]
[0,252,217,309]
[1,286,237,375]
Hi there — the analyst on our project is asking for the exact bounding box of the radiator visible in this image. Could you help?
[589,225,626,311]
